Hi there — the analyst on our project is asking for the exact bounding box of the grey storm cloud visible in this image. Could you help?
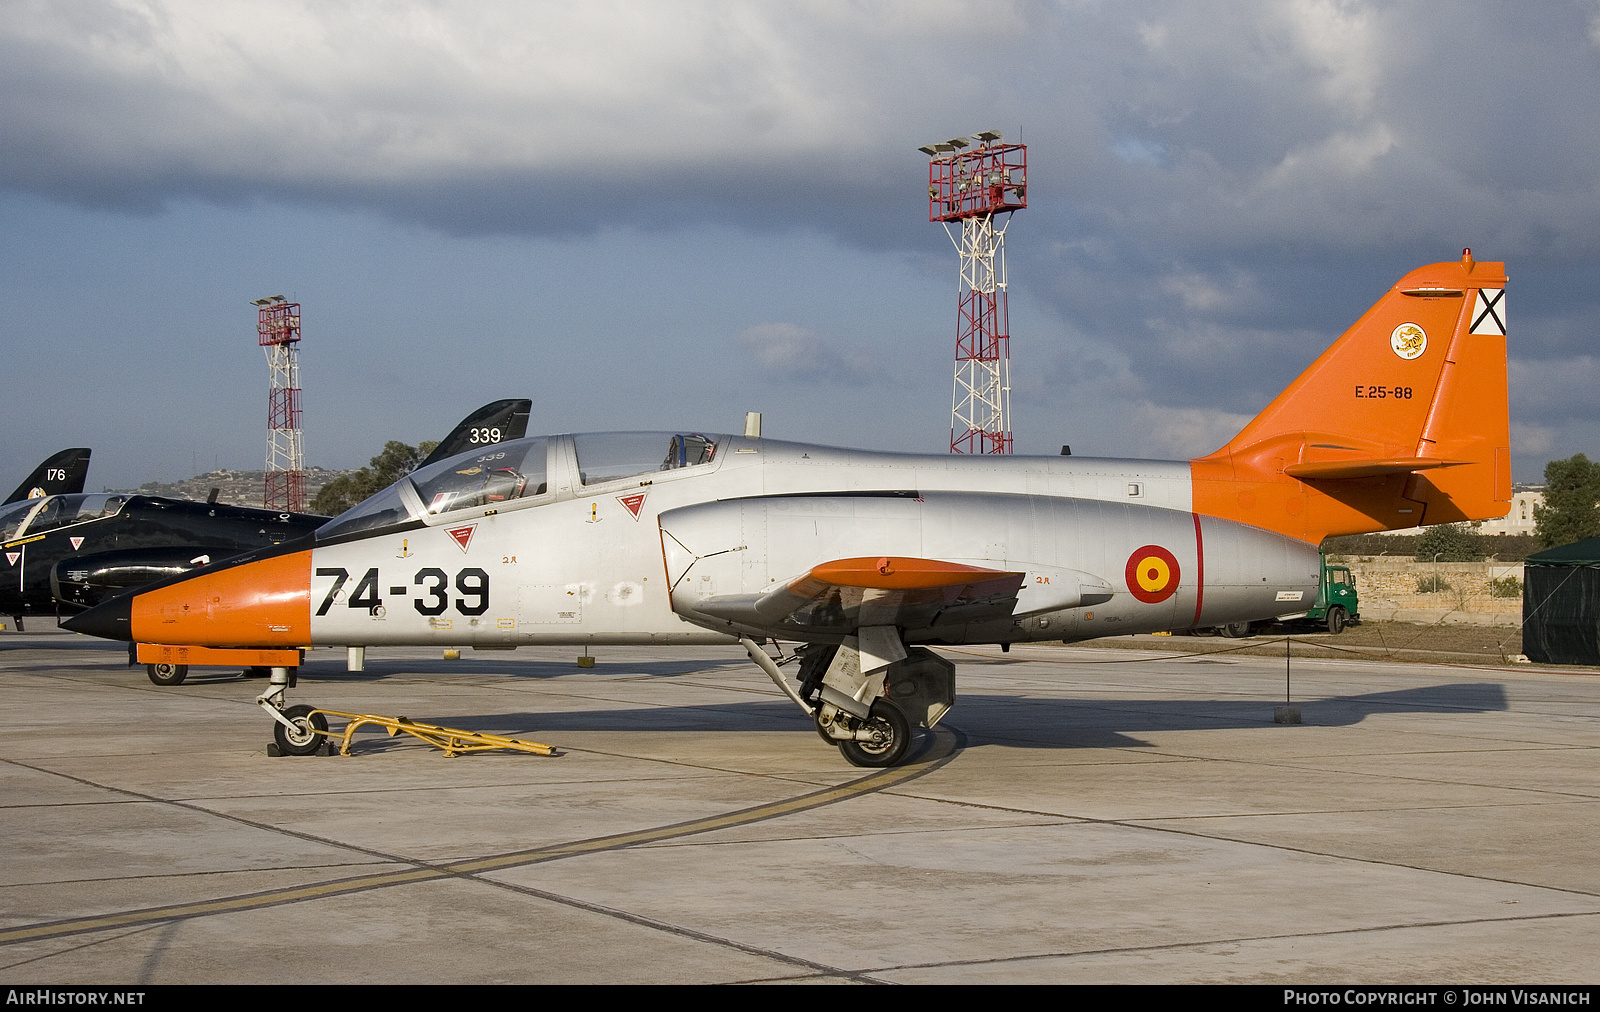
[4,1,1600,476]
[737,322,883,387]
[9,2,1600,266]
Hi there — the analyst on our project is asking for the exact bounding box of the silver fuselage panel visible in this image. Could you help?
[307,435,1320,646]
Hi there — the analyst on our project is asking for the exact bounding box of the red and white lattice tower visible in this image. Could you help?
[254,296,305,511]
[921,131,1026,454]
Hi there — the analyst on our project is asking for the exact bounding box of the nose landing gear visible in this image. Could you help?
[256,665,560,758]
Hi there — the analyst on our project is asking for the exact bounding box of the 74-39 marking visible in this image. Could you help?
[316,567,489,617]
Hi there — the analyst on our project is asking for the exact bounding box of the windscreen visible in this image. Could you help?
[573,432,720,486]
[3,494,126,539]
[21,494,128,535]
[412,438,548,514]
[318,437,548,540]
[0,499,40,542]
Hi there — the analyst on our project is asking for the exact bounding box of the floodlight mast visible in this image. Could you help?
[255,296,305,512]
[922,132,1026,454]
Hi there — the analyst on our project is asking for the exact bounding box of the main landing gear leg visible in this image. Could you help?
[743,630,955,768]
[257,665,328,757]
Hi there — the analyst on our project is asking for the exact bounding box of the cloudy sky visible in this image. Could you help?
[3,0,1599,492]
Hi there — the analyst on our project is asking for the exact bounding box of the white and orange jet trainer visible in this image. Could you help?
[67,252,1512,767]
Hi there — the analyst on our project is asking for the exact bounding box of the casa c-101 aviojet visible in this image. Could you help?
[67,253,1513,767]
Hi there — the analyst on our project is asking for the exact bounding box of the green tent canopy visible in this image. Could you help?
[1524,537,1600,567]
[1523,537,1600,665]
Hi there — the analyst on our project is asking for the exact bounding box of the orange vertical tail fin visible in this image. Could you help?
[1191,251,1511,543]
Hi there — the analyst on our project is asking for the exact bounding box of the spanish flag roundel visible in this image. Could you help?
[1125,545,1180,604]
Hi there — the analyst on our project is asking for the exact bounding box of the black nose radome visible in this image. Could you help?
[61,594,133,642]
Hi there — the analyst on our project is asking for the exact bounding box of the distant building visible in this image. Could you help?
[1476,489,1542,536]
[1370,485,1542,537]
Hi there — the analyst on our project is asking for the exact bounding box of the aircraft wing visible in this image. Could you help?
[680,554,1108,637]
[690,556,1026,632]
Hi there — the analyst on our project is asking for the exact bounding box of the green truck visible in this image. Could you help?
[1218,553,1359,637]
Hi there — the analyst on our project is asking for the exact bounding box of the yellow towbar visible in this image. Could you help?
[312,709,561,758]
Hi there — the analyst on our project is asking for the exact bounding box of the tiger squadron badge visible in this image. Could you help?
[1390,323,1427,360]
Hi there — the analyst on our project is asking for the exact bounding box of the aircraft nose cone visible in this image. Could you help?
[61,595,132,641]
[64,547,313,648]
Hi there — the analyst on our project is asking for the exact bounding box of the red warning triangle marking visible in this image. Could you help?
[70,537,84,550]
[446,524,476,553]
[616,492,647,520]
[5,552,18,567]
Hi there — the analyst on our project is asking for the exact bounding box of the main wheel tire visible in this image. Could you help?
[147,662,188,686]
[838,700,911,768]
[1326,606,1347,635]
[272,704,328,757]
[1221,621,1253,639]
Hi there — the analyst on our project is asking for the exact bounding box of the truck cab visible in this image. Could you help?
[1309,560,1359,634]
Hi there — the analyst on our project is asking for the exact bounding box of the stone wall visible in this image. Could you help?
[1332,557,1525,626]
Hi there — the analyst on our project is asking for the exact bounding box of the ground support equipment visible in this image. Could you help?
[310,710,562,758]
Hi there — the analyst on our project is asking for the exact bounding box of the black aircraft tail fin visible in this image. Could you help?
[5,448,91,504]
[418,399,532,469]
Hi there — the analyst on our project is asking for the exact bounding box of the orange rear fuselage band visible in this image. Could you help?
[131,549,313,647]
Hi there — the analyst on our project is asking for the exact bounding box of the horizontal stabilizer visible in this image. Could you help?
[1283,457,1466,481]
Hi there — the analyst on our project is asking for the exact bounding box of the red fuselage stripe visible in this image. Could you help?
[1191,512,1205,627]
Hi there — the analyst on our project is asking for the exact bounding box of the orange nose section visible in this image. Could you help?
[132,549,313,647]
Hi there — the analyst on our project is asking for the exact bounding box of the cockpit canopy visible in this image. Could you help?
[317,431,723,540]
[0,493,129,542]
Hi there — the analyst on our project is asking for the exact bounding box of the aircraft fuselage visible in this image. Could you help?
[234,434,1321,650]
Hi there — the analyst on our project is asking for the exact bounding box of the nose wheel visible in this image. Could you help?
[146,662,188,686]
[272,704,329,756]
[258,665,324,756]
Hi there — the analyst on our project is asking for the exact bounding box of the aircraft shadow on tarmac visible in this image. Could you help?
[305,657,754,682]
[322,682,1510,753]
[83,656,754,685]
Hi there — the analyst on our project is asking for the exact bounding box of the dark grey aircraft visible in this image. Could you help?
[2,400,530,634]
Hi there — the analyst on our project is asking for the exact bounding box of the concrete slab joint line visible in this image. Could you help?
[0,730,961,949]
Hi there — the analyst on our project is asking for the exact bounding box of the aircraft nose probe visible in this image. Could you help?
[60,594,132,640]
